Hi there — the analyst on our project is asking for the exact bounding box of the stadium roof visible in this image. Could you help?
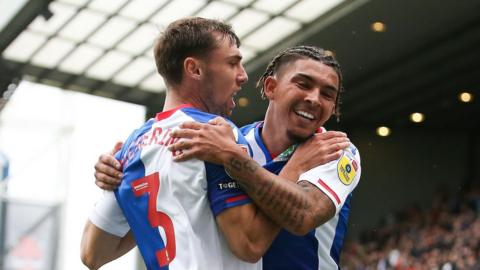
[1,0,479,129]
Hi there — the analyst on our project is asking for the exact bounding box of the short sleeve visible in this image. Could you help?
[205,125,253,216]
[298,143,361,214]
[205,163,252,216]
[89,191,130,237]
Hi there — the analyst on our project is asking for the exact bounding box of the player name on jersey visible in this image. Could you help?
[121,127,182,168]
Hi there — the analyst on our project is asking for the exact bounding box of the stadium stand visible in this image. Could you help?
[340,185,480,270]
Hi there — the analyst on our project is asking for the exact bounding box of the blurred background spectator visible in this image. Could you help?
[341,184,480,270]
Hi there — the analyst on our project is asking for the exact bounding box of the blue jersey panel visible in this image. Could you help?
[239,121,257,135]
[207,155,286,216]
[263,229,319,270]
[262,160,286,174]
[178,108,254,216]
[330,194,352,265]
[205,162,251,216]
[255,160,322,270]
[205,126,254,216]
[240,121,271,163]
[114,119,171,270]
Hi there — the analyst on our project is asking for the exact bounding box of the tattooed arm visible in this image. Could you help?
[224,145,336,235]
[169,118,351,235]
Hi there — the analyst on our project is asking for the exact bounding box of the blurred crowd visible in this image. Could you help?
[341,185,480,270]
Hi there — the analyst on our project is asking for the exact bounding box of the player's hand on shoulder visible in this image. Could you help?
[94,142,123,191]
[169,117,243,164]
[291,131,350,172]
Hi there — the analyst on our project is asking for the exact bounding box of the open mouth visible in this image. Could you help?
[295,110,315,120]
[228,92,237,108]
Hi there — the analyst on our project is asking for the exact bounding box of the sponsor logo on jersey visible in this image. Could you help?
[337,154,356,185]
[217,180,241,190]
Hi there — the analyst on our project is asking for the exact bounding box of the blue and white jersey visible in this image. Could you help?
[90,104,259,270]
[240,121,362,270]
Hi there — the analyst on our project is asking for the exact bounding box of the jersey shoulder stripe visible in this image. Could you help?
[241,121,271,164]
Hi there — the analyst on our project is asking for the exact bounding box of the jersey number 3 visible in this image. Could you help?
[132,172,176,267]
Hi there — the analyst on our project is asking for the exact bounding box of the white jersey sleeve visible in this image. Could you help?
[89,191,130,237]
[298,143,361,214]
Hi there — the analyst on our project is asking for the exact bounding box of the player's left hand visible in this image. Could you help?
[281,131,350,179]
[94,142,123,190]
[168,117,246,164]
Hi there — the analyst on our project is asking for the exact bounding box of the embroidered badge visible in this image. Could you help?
[337,154,356,185]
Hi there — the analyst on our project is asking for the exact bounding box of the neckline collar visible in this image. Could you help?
[155,104,195,121]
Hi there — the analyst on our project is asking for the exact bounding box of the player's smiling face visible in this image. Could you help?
[265,58,339,142]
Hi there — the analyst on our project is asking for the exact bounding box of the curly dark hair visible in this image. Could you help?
[154,17,240,87]
[256,46,344,121]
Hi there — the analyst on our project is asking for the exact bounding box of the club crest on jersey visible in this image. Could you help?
[337,154,356,185]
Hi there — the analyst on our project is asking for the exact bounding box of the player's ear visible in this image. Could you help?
[263,76,277,100]
[184,57,202,80]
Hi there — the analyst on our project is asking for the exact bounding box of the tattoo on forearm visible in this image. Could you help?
[254,177,312,229]
[243,159,258,173]
[229,158,243,171]
[227,157,259,192]
[227,157,258,174]
[257,179,274,200]
[227,156,319,230]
